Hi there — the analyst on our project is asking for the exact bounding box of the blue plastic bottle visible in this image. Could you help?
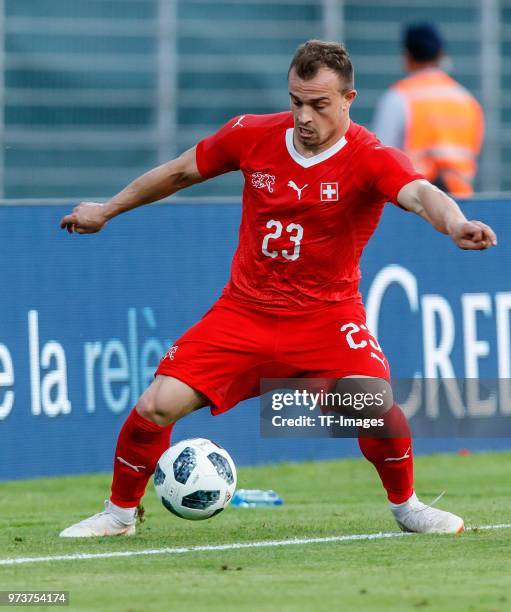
[231,489,284,508]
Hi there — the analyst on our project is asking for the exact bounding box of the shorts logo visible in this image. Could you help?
[164,345,179,361]
[321,182,339,202]
[252,172,276,193]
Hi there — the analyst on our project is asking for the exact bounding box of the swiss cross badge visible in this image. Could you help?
[320,182,339,202]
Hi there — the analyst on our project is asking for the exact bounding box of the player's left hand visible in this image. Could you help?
[449,220,497,250]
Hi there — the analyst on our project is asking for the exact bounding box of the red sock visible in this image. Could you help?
[358,404,414,504]
[110,407,174,508]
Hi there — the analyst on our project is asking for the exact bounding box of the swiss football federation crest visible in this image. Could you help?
[320,182,339,202]
[252,172,275,193]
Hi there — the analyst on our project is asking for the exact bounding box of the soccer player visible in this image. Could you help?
[59,40,496,537]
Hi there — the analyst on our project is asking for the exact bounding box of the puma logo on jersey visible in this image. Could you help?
[232,115,245,128]
[287,180,308,200]
[252,172,275,193]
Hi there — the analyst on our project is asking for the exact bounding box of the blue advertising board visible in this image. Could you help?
[0,199,509,480]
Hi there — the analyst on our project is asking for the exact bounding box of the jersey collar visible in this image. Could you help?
[285,127,348,168]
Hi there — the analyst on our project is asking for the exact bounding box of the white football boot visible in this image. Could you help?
[390,492,464,534]
[59,500,136,538]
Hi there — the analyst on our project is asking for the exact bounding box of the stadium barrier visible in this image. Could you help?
[0,199,510,480]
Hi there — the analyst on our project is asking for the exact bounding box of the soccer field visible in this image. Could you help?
[0,452,510,611]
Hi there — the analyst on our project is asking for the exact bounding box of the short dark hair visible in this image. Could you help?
[288,40,354,90]
[403,23,443,62]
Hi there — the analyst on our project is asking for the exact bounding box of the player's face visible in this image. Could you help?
[288,67,356,153]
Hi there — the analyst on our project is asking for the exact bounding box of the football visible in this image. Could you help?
[153,438,237,520]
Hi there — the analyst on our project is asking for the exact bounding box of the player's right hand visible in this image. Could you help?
[59,202,109,234]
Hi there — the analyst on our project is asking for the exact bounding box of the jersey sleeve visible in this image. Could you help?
[195,116,245,179]
[360,144,424,206]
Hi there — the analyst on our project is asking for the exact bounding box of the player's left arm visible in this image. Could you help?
[397,179,497,250]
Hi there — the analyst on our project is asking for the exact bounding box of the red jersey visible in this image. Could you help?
[196,112,422,311]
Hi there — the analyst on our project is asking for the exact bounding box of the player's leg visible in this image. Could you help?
[60,295,278,537]
[109,375,208,507]
[281,303,464,533]
[59,376,207,538]
[329,374,416,511]
[344,378,463,533]
[341,375,415,506]
[367,415,464,534]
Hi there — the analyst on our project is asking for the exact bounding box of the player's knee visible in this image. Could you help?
[137,376,207,426]
[136,386,178,427]
[331,377,393,417]
[136,391,173,426]
[374,379,394,414]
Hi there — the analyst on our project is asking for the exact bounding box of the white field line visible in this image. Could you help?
[1,524,511,567]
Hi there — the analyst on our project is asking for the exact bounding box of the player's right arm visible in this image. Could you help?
[60,146,203,234]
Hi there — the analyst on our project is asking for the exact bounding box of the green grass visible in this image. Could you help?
[0,452,510,611]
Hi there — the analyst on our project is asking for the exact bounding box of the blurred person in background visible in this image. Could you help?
[372,23,484,197]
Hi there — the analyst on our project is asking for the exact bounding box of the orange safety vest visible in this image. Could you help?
[393,69,484,197]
